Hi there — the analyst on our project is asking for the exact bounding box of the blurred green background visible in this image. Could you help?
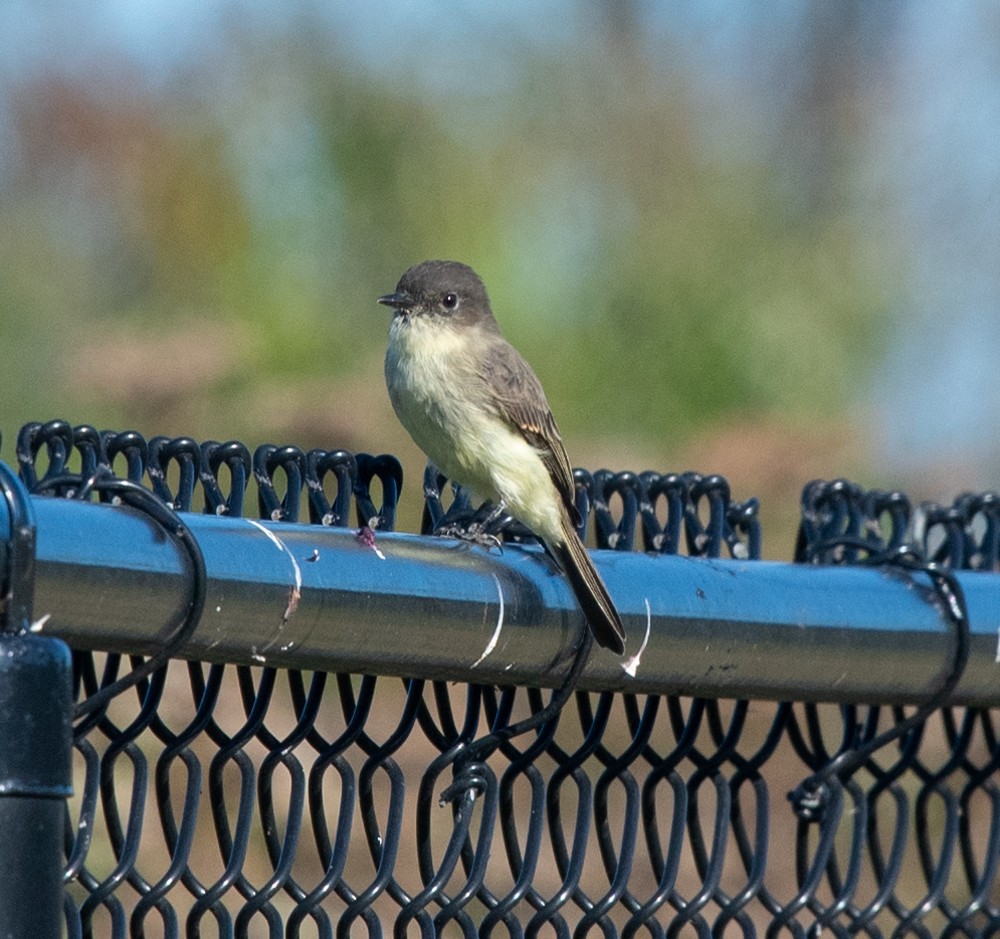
[2,2,998,552]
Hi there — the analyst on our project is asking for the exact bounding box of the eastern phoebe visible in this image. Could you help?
[378,260,626,655]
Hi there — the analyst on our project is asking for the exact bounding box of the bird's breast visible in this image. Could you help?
[384,316,562,540]
[385,316,487,474]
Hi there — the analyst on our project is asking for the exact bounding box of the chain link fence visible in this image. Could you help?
[1,419,998,938]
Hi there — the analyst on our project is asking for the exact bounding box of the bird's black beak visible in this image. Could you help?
[377,291,413,312]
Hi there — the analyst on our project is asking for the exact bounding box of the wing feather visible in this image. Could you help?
[478,338,579,518]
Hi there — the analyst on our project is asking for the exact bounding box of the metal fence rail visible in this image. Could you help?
[1,419,999,938]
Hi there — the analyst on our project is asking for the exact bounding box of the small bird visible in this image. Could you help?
[378,260,626,655]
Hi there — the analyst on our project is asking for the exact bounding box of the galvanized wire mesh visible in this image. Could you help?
[11,420,1000,937]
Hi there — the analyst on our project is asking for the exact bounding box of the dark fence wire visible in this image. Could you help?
[2,419,1000,938]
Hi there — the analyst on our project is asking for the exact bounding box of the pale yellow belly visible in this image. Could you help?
[385,317,564,543]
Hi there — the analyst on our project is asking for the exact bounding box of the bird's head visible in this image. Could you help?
[378,260,493,324]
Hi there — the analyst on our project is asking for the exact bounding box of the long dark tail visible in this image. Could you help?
[551,521,626,654]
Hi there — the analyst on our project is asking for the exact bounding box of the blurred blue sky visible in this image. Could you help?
[2,1,999,490]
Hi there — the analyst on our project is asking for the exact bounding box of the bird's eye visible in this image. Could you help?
[442,293,459,310]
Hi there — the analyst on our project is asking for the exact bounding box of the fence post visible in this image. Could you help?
[0,636,73,939]
[0,463,73,939]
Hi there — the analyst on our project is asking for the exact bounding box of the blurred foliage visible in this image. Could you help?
[0,3,901,546]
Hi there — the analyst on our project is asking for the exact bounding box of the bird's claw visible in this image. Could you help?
[434,521,504,552]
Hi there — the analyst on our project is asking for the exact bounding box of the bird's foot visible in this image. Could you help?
[433,501,509,552]
[434,518,505,552]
